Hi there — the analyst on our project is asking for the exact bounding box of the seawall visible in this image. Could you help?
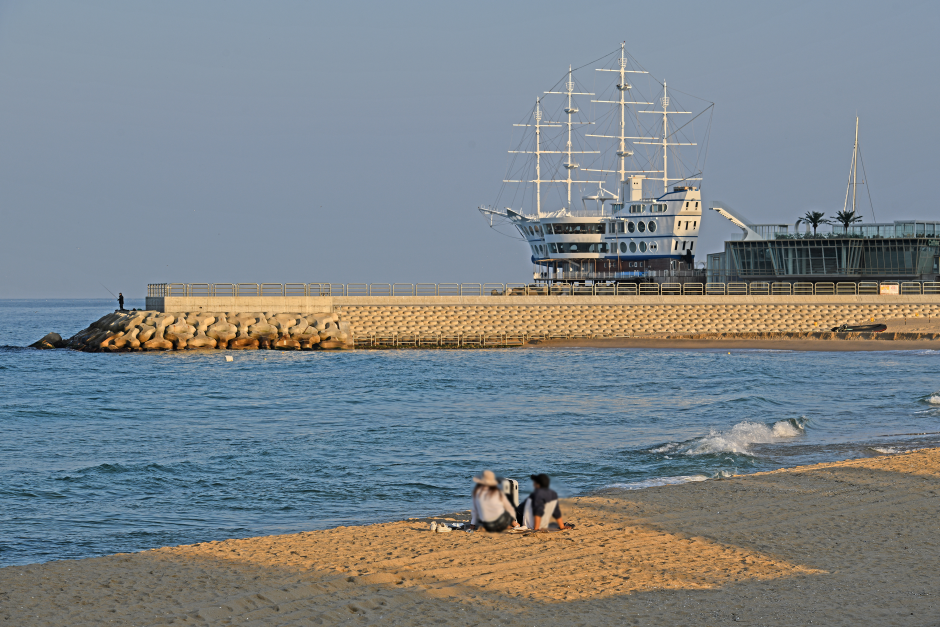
[146,294,940,339]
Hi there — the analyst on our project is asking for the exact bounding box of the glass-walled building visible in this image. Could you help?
[707,220,940,283]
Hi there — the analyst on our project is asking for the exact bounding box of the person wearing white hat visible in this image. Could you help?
[469,469,520,532]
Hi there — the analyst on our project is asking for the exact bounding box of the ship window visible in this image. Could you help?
[617,222,624,233]
[629,241,637,253]
[637,221,646,233]
[695,201,699,209]
[648,221,656,233]
[681,241,687,250]
[693,221,697,229]
[640,242,648,253]
[629,204,643,214]
[685,201,689,208]
[690,241,694,251]
[929,224,936,236]
[674,241,679,250]
[685,221,689,230]
[620,241,627,253]
[627,221,635,233]
[600,243,608,253]
[549,243,557,253]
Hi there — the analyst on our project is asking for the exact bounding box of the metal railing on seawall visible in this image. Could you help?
[147,281,940,298]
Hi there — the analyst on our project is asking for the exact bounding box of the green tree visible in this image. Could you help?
[795,211,830,235]
[833,210,863,229]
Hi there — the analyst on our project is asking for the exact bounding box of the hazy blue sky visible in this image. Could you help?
[1,0,937,297]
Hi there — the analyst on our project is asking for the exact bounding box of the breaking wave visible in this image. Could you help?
[650,418,807,458]
[925,394,940,405]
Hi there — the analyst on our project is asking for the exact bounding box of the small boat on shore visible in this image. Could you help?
[830,323,888,333]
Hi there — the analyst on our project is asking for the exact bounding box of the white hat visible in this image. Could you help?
[472,469,498,487]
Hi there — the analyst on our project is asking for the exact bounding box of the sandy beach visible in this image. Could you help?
[2,449,938,625]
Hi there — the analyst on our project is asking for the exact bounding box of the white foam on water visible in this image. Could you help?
[926,395,940,405]
[682,419,805,456]
[607,475,710,490]
[649,442,681,454]
[870,446,900,454]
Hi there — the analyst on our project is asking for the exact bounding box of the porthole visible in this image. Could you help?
[629,241,637,253]
[647,221,656,233]
[637,221,646,233]
[639,241,648,253]
[649,242,658,252]
[619,241,627,253]
[627,221,635,233]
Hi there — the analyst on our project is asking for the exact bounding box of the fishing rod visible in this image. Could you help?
[99,282,117,299]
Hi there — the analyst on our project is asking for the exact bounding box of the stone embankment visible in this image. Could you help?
[61,310,353,352]
[341,302,940,337]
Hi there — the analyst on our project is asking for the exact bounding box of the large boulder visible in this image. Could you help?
[29,332,64,350]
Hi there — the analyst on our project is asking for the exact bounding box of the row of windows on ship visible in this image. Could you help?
[531,239,696,256]
[628,200,700,213]
[521,220,699,237]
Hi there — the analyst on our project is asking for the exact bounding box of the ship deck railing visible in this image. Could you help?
[148,281,940,298]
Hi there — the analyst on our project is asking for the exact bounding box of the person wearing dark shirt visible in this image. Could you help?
[118,293,124,311]
[519,473,572,531]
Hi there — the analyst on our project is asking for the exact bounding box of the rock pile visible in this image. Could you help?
[61,311,353,352]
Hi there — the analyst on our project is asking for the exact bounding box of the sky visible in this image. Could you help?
[0,0,937,298]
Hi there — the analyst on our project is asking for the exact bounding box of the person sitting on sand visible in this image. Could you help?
[519,473,573,532]
[469,470,520,532]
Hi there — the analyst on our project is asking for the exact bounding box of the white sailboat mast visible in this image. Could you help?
[842,116,861,217]
[661,81,669,195]
[535,99,542,217]
[618,44,627,184]
[566,67,574,204]
[852,116,859,215]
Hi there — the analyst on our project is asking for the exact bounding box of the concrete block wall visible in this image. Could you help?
[142,294,940,337]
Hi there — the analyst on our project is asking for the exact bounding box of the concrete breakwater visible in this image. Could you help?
[33,295,940,351]
[340,300,940,338]
[62,310,353,352]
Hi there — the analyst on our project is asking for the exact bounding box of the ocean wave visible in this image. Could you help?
[925,394,940,405]
[607,475,709,490]
[869,446,900,454]
[649,418,807,457]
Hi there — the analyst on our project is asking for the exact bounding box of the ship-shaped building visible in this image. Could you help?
[479,44,713,285]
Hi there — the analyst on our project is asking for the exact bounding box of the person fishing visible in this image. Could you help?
[117,292,124,311]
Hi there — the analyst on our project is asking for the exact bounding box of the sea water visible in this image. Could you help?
[2,299,940,566]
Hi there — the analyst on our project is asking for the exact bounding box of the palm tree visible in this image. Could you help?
[795,210,830,235]
[832,209,863,230]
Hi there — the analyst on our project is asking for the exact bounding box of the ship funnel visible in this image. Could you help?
[627,176,645,201]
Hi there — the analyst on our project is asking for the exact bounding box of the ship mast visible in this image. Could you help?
[661,81,669,195]
[544,67,597,207]
[535,99,543,217]
[506,100,562,218]
[843,116,861,217]
[853,115,859,215]
[565,67,576,204]
[616,43,631,186]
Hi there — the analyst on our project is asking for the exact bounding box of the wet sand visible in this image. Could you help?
[2,448,939,625]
